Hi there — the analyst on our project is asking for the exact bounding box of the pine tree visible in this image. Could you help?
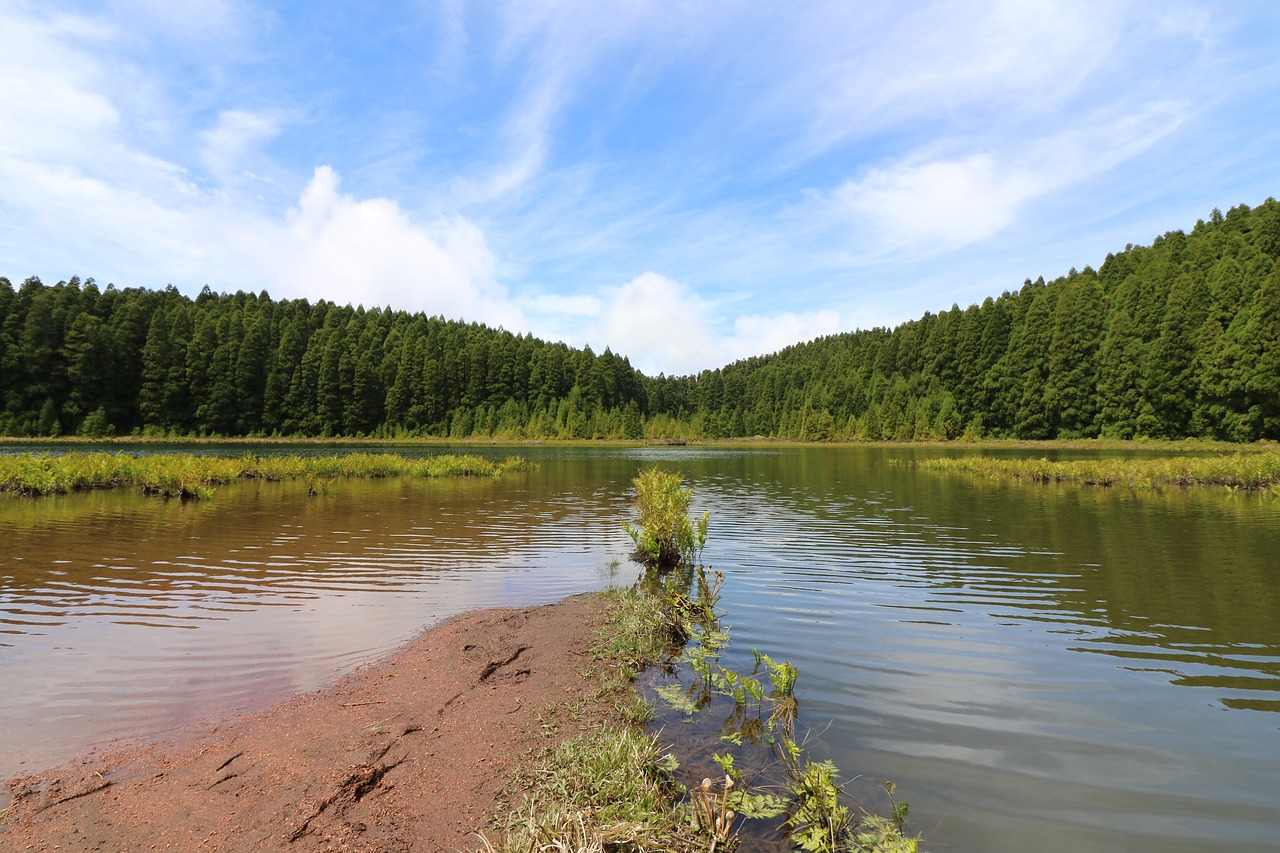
[1243,265,1280,437]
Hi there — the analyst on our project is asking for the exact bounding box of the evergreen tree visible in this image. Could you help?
[1045,274,1104,436]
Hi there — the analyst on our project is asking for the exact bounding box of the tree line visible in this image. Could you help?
[2,199,1278,441]
[662,199,1280,442]
[0,281,655,439]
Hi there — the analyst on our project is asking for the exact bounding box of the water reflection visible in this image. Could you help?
[0,472,636,776]
[2,444,1279,852]
[661,447,1280,852]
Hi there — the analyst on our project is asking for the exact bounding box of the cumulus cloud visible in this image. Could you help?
[255,166,525,326]
[584,272,719,374]
[555,272,842,376]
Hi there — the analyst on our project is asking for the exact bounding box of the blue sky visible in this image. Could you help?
[3,1,1279,376]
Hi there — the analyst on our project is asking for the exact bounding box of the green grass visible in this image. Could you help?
[0,451,531,498]
[480,585,702,853]
[920,451,1280,492]
[481,580,922,853]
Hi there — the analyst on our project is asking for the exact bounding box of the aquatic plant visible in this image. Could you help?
[483,488,921,853]
[657,563,918,851]
[622,466,709,569]
[921,450,1280,492]
[0,451,532,498]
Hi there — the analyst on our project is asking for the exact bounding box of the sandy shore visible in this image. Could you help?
[0,593,611,852]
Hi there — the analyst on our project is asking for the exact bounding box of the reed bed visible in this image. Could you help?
[921,451,1280,492]
[0,451,531,499]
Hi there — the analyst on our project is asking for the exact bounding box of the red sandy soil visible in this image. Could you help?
[0,593,611,852]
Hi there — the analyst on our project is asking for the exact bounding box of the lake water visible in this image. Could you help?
[2,443,1278,851]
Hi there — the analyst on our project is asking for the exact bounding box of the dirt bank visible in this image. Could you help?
[0,593,611,852]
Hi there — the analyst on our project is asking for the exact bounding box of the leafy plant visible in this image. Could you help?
[622,467,709,569]
[787,759,851,851]
[650,562,923,853]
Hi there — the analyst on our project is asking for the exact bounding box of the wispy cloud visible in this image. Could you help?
[821,100,1189,253]
[199,110,284,187]
[3,0,1279,375]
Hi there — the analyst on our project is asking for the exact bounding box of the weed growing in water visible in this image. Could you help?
[483,474,921,852]
[622,466,709,569]
[920,450,1280,492]
[657,562,919,851]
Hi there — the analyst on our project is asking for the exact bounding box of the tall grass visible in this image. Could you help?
[0,451,531,499]
[921,451,1280,492]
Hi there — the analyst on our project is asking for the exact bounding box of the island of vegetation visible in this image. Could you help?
[0,450,529,499]
[921,450,1280,492]
[2,199,1278,443]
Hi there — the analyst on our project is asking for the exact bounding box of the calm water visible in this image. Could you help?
[2,444,1278,852]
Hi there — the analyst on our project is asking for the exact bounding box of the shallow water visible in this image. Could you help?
[2,443,1278,851]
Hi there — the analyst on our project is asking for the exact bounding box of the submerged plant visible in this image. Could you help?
[652,562,922,852]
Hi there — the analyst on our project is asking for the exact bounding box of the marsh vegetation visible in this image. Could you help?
[921,449,1280,491]
[0,450,531,498]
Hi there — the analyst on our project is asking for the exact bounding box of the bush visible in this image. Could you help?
[623,467,709,569]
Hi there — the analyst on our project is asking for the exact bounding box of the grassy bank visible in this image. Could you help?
[484,579,920,852]
[921,450,1280,492]
[482,467,921,852]
[0,451,530,498]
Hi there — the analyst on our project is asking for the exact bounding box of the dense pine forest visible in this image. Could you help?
[2,200,1278,441]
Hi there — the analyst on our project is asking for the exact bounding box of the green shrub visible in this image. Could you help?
[622,467,709,569]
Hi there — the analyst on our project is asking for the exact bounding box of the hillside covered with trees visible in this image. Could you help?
[655,199,1280,442]
[2,199,1278,442]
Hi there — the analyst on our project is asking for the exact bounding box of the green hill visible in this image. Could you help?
[2,199,1278,441]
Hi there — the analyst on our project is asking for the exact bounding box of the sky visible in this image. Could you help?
[3,1,1280,377]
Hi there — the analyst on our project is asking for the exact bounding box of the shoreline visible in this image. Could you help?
[0,593,613,852]
[2,434,1275,453]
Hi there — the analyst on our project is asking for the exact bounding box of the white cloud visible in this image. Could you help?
[825,101,1188,252]
[260,166,524,326]
[0,9,119,162]
[200,110,283,186]
[793,1,1127,154]
[566,272,842,376]
[832,154,1042,251]
[727,309,844,359]
[585,272,719,375]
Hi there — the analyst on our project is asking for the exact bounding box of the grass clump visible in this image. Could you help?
[921,451,1280,492]
[0,451,531,498]
[482,726,708,853]
[480,583,703,853]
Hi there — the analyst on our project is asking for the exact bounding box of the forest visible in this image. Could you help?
[2,199,1278,442]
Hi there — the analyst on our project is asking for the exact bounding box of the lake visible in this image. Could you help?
[2,443,1278,851]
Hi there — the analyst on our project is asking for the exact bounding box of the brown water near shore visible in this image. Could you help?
[0,594,610,852]
[0,473,630,778]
